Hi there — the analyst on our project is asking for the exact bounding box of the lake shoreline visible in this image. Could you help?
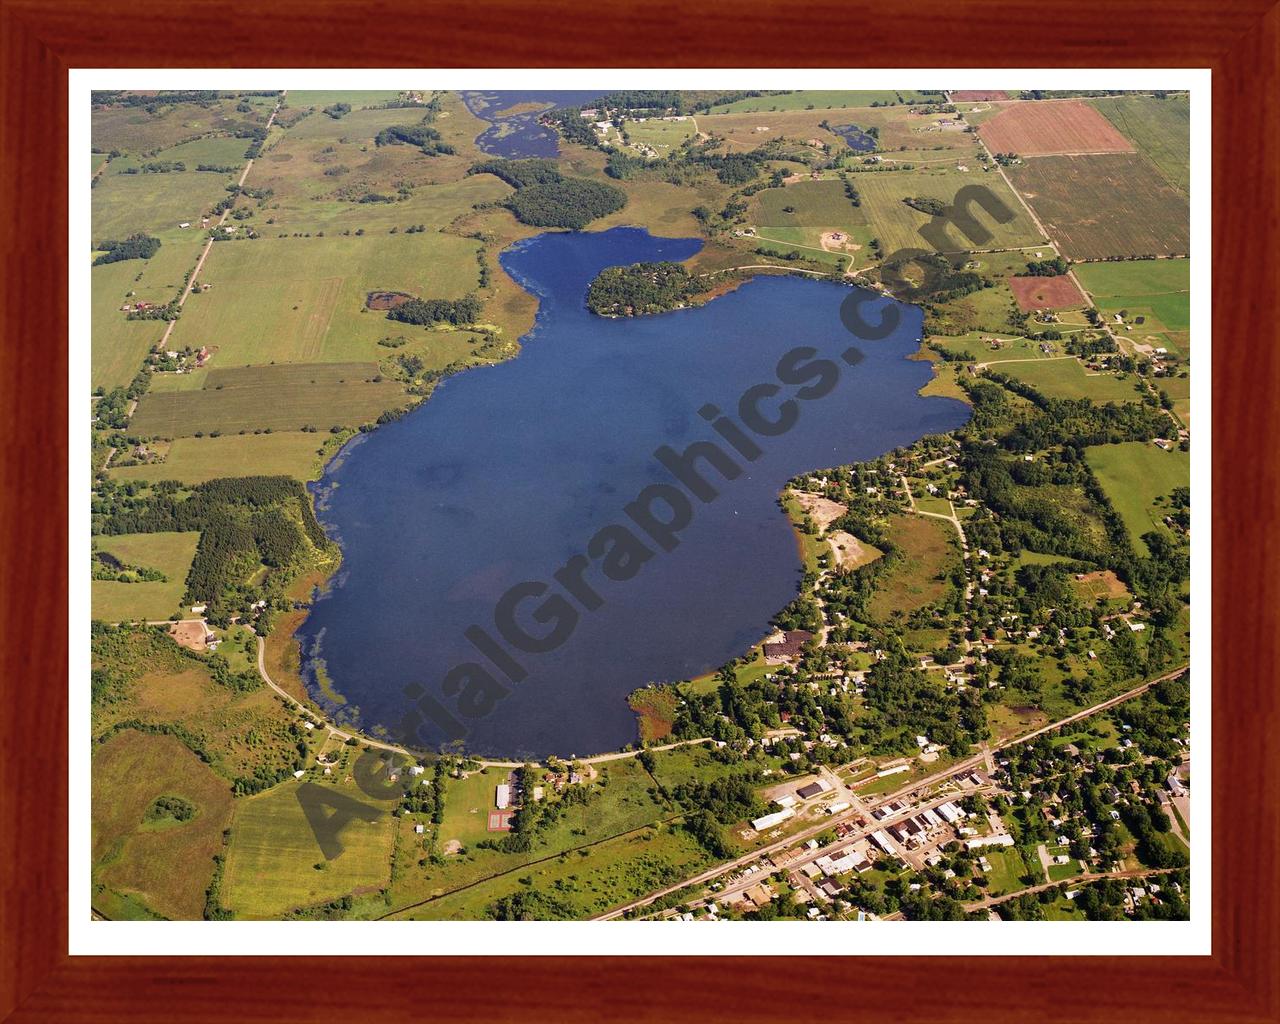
[290,227,965,760]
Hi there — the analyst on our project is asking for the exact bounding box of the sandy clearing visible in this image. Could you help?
[791,490,848,530]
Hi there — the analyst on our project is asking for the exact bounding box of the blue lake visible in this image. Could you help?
[298,227,969,759]
[462,90,602,158]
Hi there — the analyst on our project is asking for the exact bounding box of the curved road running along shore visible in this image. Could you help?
[592,664,1188,920]
[253,636,709,768]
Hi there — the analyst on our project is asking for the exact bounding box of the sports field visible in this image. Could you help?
[993,358,1141,403]
[92,729,234,920]
[91,531,200,621]
[1085,441,1190,555]
[1090,95,1190,194]
[166,232,481,365]
[707,90,942,113]
[855,167,1044,254]
[129,374,407,437]
[977,100,1133,156]
[1007,154,1190,259]
[110,431,328,485]
[221,780,397,918]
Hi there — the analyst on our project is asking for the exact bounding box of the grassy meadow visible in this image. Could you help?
[1085,442,1190,555]
[855,167,1044,254]
[867,513,961,620]
[221,780,397,918]
[166,232,482,365]
[707,91,943,113]
[92,729,234,920]
[1089,95,1190,194]
[110,432,330,485]
[993,358,1142,403]
[92,531,200,621]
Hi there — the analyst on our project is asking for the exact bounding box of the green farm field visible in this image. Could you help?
[385,753,734,915]
[855,167,1044,254]
[166,233,482,365]
[221,780,397,918]
[90,97,256,154]
[867,513,960,620]
[128,371,407,437]
[287,90,409,110]
[92,164,240,240]
[1090,95,1190,194]
[754,178,868,231]
[91,261,169,392]
[152,134,253,170]
[1074,258,1190,334]
[994,358,1142,403]
[92,729,234,920]
[110,432,329,485]
[1159,374,1192,425]
[92,531,200,621]
[1008,154,1190,260]
[708,90,943,113]
[1085,441,1190,555]
[395,821,711,920]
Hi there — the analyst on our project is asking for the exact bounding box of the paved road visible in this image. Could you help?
[964,866,1180,913]
[149,96,285,366]
[593,665,1186,920]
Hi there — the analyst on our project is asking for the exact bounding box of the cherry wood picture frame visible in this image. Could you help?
[2,1,1276,1020]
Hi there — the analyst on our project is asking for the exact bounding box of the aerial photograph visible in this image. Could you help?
[89,87,1192,924]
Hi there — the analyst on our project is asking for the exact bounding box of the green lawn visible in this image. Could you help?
[982,846,1029,895]
[110,431,330,485]
[437,767,514,850]
[856,166,1044,255]
[994,358,1143,403]
[1085,441,1190,555]
[222,779,397,919]
[92,531,200,621]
